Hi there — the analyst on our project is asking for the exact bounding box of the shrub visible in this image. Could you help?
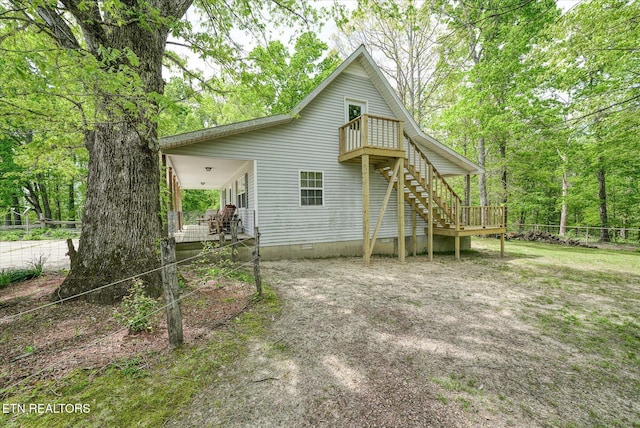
[0,256,46,288]
[113,279,159,334]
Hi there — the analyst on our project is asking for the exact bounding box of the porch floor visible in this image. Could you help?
[171,224,252,243]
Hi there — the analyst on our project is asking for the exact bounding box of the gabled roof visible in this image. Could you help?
[160,45,481,174]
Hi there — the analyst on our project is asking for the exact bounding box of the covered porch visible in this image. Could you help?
[162,153,256,243]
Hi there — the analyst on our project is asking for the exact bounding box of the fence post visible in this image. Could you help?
[253,227,262,296]
[161,238,183,347]
[231,219,238,263]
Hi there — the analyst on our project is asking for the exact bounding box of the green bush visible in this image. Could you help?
[113,279,160,334]
[0,256,45,288]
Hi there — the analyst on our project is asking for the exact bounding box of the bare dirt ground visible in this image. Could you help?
[2,241,637,427]
[166,243,639,427]
[0,272,255,391]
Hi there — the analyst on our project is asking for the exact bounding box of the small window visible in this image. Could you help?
[236,173,248,208]
[300,171,323,206]
[348,103,362,122]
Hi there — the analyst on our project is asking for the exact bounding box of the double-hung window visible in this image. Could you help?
[300,171,323,206]
[236,173,248,208]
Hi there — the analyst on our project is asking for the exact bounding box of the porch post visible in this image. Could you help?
[362,154,370,265]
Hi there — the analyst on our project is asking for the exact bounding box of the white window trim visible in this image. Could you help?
[236,173,248,209]
[344,98,368,123]
[299,170,325,207]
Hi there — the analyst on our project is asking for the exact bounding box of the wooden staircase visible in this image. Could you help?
[378,138,460,229]
[378,135,507,259]
[338,114,506,260]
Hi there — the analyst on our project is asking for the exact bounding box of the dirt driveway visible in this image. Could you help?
[166,243,638,427]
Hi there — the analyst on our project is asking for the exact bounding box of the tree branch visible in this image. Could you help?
[569,93,640,124]
[59,0,107,54]
[32,3,81,50]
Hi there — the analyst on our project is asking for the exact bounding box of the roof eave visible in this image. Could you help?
[160,113,293,150]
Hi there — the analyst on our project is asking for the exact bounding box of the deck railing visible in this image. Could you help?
[339,114,403,156]
[460,206,506,228]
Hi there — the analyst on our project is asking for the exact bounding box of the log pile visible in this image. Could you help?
[505,231,596,248]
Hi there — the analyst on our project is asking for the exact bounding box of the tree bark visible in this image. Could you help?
[67,179,76,228]
[50,2,192,303]
[36,174,53,223]
[11,195,21,225]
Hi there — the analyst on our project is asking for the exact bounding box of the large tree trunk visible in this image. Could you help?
[52,19,170,304]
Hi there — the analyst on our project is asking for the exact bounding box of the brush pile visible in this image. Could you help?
[506,231,596,248]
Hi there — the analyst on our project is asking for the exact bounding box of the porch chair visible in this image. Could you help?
[212,204,237,235]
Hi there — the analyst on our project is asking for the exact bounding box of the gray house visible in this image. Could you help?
[160,45,505,262]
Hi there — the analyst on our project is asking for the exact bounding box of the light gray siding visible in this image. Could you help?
[166,66,444,246]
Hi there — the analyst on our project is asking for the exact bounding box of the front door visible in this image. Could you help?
[345,99,367,149]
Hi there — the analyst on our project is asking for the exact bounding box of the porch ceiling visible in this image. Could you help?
[167,154,249,190]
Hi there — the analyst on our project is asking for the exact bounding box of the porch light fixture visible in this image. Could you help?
[200,182,205,186]
[205,167,212,171]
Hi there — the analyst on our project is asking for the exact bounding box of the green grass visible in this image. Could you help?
[0,286,279,428]
[0,258,45,288]
[472,238,640,426]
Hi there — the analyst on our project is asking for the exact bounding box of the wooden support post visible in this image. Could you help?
[412,209,417,257]
[370,159,400,259]
[427,164,434,262]
[500,207,505,258]
[397,156,405,262]
[161,238,183,347]
[231,219,238,263]
[362,154,371,265]
[253,227,262,296]
[455,235,460,261]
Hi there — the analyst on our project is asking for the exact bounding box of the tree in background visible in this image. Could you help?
[158,31,340,138]
[334,0,442,126]
[430,0,559,208]
[534,0,640,241]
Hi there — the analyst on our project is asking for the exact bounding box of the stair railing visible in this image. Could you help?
[406,137,462,226]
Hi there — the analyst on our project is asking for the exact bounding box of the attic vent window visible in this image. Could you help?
[300,171,323,206]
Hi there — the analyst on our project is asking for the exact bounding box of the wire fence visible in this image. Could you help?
[0,240,77,271]
[508,223,640,246]
[1,234,262,395]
